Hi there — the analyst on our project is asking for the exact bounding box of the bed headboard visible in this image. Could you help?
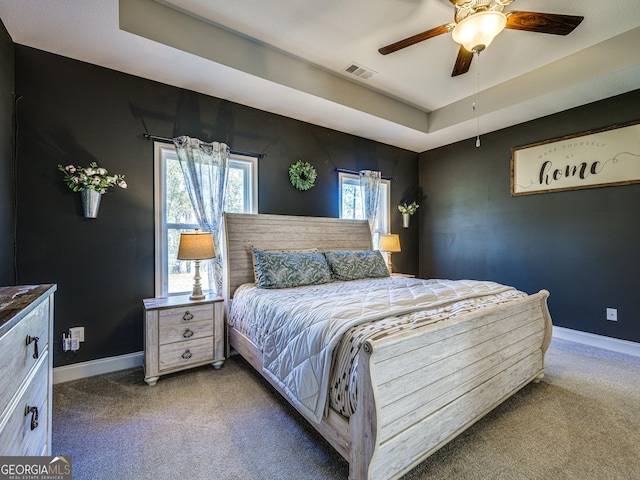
[222,213,372,299]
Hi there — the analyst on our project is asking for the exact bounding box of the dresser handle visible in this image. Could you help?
[25,335,39,359]
[24,406,39,430]
[181,349,192,360]
[183,329,194,338]
[182,311,193,322]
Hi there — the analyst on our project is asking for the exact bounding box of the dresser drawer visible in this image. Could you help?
[159,319,213,345]
[0,355,49,456]
[158,304,212,328]
[0,299,49,417]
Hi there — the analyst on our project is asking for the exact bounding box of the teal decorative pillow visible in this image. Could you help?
[324,250,390,281]
[252,248,333,289]
[251,248,318,283]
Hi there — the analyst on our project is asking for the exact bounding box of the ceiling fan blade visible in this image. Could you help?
[452,46,474,77]
[506,11,584,36]
[378,24,452,55]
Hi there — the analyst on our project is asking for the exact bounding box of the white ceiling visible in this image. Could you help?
[1,0,640,152]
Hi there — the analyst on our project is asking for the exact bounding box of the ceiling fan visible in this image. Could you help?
[378,0,584,77]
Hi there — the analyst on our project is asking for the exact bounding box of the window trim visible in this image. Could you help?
[154,142,169,298]
[229,153,258,215]
[153,141,258,297]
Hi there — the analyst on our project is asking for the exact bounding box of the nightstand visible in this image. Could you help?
[142,294,224,386]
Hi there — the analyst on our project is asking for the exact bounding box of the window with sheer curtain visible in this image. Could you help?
[338,172,390,248]
[153,142,257,297]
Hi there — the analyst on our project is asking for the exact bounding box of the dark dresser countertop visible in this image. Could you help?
[0,284,57,336]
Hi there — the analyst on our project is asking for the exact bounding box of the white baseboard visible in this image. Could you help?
[53,351,143,384]
[553,326,640,358]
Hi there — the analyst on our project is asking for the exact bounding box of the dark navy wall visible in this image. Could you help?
[14,45,419,367]
[0,20,14,285]
[419,90,640,343]
[16,38,637,366]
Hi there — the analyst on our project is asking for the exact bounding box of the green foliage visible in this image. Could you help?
[341,183,361,219]
[224,168,245,213]
[166,159,196,224]
[288,160,317,191]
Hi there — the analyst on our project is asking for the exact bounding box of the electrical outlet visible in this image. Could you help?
[606,308,617,322]
[69,326,85,342]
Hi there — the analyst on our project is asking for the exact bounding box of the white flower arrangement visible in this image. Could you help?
[58,162,126,194]
[398,202,419,215]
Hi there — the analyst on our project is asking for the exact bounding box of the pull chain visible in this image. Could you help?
[474,50,481,147]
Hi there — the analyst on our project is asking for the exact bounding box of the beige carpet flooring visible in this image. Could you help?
[52,338,640,479]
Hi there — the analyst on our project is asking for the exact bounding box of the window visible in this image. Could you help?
[338,172,390,248]
[154,142,258,297]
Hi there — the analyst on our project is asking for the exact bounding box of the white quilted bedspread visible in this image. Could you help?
[229,277,516,423]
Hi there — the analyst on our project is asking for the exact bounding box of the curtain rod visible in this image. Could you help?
[335,168,394,181]
[143,133,267,158]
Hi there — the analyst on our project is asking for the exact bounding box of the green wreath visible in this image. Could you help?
[288,160,317,191]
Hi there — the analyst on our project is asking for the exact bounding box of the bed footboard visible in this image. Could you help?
[350,290,552,480]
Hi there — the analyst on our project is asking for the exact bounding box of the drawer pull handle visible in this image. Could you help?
[25,335,39,359]
[183,329,194,338]
[24,406,39,430]
[182,311,194,322]
[181,349,192,360]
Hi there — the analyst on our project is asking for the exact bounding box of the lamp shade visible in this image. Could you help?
[379,234,401,253]
[452,11,507,52]
[177,230,215,260]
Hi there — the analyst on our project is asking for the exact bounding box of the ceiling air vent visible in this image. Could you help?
[344,62,376,80]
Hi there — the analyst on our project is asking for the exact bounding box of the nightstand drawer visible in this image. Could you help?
[158,337,214,371]
[159,319,213,345]
[158,304,212,327]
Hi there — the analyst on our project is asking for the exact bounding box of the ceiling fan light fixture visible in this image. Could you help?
[452,10,507,53]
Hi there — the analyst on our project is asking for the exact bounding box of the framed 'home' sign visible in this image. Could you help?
[511,121,640,196]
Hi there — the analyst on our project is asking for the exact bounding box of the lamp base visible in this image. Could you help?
[190,260,206,300]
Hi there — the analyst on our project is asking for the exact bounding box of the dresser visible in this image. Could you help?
[0,284,56,456]
[143,294,224,386]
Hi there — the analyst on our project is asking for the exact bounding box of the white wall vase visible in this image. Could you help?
[80,189,102,218]
[402,213,410,228]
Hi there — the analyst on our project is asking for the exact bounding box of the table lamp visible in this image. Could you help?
[379,234,401,274]
[177,229,215,300]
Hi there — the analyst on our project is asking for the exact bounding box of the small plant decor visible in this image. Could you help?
[288,160,317,191]
[398,202,419,215]
[58,162,127,194]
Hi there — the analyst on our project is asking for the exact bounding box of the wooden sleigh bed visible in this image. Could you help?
[222,213,553,480]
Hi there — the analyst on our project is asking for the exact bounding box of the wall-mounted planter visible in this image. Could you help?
[80,189,102,218]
